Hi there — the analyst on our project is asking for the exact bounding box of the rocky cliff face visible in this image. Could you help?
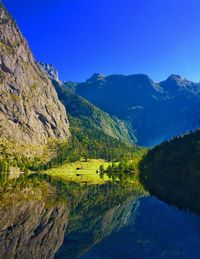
[0,4,70,144]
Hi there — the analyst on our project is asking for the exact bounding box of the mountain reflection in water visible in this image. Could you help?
[0,174,200,259]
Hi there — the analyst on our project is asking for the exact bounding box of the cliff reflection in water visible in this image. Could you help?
[0,174,139,259]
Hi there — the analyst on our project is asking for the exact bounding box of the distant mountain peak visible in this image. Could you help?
[38,62,59,81]
[165,74,192,84]
[167,74,182,81]
[159,74,198,96]
[87,73,105,82]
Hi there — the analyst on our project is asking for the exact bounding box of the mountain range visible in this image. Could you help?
[1,2,200,152]
[74,73,200,146]
[40,62,200,147]
[39,63,136,146]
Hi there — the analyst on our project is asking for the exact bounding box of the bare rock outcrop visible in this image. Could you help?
[0,4,70,144]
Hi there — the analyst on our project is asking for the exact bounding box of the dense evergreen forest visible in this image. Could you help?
[139,130,200,214]
[0,124,143,174]
[30,128,141,171]
[0,120,143,174]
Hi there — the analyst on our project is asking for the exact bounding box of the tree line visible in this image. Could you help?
[139,130,200,214]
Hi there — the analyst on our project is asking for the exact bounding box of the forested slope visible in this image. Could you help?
[139,130,200,214]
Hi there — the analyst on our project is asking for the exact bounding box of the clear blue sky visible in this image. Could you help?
[3,0,200,82]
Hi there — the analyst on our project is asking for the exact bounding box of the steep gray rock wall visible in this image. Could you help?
[0,5,70,144]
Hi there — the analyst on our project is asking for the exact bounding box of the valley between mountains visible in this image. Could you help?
[0,2,200,219]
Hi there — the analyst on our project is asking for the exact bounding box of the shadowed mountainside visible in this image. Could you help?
[39,63,136,145]
[75,73,200,146]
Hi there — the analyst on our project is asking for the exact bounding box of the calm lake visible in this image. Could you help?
[0,174,200,259]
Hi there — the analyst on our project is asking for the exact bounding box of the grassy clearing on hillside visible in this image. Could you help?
[43,159,112,185]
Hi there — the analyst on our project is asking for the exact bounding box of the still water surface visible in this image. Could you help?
[0,174,200,259]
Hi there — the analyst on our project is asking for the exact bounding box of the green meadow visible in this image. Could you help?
[43,159,111,185]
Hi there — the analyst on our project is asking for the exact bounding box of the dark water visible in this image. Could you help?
[0,174,200,259]
[81,197,200,259]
